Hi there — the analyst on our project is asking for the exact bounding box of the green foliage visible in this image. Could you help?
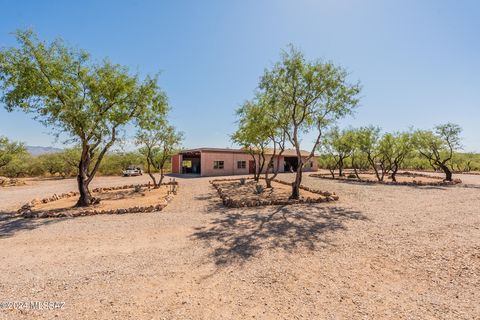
[0,136,26,169]
[136,121,183,186]
[232,98,283,181]
[320,127,357,176]
[412,123,462,180]
[0,30,168,205]
[260,46,361,138]
[254,184,264,194]
[0,152,33,177]
[317,154,338,173]
[232,99,273,152]
[36,148,79,177]
[257,46,361,198]
[450,152,480,172]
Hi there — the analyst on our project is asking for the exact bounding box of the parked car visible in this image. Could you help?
[122,166,143,176]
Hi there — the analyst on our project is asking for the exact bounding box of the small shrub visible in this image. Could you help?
[133,185,142,193]
[254,184,264,194]
[240,178,246,185]
[347,173,357,179]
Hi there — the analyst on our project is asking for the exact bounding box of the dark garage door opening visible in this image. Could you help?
[284,156,298,172]
[181,152,201,174]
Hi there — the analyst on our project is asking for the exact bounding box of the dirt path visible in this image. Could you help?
[0,174,479,319]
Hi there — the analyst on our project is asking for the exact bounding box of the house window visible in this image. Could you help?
[213,161,224,169]
[237,161,246,169]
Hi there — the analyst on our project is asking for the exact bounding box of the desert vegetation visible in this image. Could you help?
[0,147,156,179]
[232,46,361,198]
[0,30,181,206]
[211,177,338,208]
[317,123,475,182]
[0,28,478,320]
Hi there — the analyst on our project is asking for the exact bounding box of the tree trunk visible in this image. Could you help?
[379,163,387,181]
[440,164,453,181]
[265,159,272,188]
[391,164,398,182]
[146,158,159,188]
[290,164,302,199]
[351,155,361,180]
[76,173,92,207]
[329,168,335,178]
[266,176,272,188]
[338,157,346,177]
[257,152,266,182]
[265,146,284,189]
[369,156,381,181]
[76,156,92,207]
[250,154,259,181]
[159,167,165,185]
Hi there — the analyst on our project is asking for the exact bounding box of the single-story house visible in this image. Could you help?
[171,147,319,177]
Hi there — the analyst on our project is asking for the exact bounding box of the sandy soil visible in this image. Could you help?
[34,185,170,213]
[0,173,479,319]
[214,179,324,202]
[0,175,165,213]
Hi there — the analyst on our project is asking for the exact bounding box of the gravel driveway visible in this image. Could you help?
[0,173,479,319]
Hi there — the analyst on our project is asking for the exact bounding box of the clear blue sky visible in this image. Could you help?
[0,0,479,152]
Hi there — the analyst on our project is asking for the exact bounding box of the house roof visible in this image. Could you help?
[179,147,317,157]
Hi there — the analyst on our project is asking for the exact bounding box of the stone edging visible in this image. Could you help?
[210,178,339,208]
[19,182,178,219]
[309,173,462,186]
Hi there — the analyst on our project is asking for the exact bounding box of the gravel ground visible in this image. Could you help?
[0,173,479,319]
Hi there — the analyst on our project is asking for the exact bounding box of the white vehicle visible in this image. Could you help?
[122,166,143,177]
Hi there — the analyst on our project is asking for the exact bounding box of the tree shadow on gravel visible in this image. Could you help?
[459,184,480,190]
[0,214,63,239]
[192,201,368,266]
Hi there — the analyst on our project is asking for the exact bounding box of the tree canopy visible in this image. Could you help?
[0,136,26,170]
[257,46,361,198]
[136,122,183,187]
[0,30,167,205]
[412,123,462,181]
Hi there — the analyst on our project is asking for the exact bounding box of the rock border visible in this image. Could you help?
[309,173,462,186]
[210,178,339,208]
[0,176,26,187]
[18,181,178,219]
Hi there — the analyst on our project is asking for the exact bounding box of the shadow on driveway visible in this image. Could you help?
[192,199,368,266]
[0,214,64,239]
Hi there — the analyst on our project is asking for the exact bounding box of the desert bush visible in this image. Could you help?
[254,184,264,194]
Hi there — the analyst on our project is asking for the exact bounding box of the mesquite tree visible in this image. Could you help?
[0,30,166,206]
[232,100,271,182]
[380,132,413,181]
[321,127,355,177]
[260,46,360,199]
[412,123,462,181]
[356,126,391,181]
[233,95,287,187]
[0,136,26,169]
[136,123,183,188]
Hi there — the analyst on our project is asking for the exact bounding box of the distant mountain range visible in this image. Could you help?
[27,146,63,156]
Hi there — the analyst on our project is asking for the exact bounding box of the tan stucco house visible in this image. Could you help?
[171,147,318,177]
